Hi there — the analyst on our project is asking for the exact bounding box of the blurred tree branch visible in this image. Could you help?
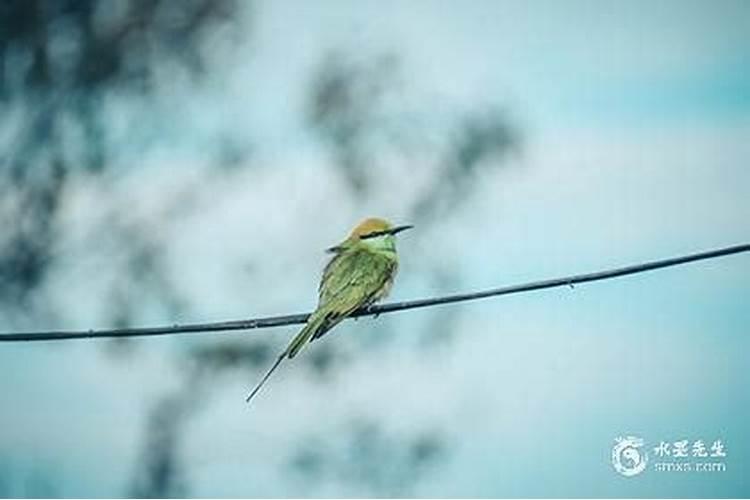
[0,0,241,316]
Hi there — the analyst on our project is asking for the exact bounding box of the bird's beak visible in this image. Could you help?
[388,224,414,235]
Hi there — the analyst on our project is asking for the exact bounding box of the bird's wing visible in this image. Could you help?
[318,249,366,303]
[312,249,395,341]
[319,249,392,304]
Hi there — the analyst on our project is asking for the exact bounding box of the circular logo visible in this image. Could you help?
[612,436,648,477]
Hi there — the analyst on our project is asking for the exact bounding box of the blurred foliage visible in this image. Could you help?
[129,394,192,499]
[101,215,189,341]
[1,2,521,497]
[1,1,241,496]
[186,339,273,380]
[412,107,520,222]
[307,51,519,223]
[307,52,400,194]
[0,0,239,315]
[290,419,445,496]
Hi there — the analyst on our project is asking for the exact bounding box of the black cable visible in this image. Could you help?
[1,242,748,342]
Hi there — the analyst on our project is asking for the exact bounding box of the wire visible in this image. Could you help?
[1,242,748,343]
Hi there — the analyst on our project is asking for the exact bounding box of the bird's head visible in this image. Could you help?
[328,217,413,253]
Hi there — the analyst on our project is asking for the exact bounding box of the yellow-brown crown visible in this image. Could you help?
[348,217,393,239]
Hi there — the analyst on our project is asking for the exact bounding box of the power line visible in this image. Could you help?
[1,242,748,343]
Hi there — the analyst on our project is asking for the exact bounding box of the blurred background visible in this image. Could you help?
[1,0,749,497]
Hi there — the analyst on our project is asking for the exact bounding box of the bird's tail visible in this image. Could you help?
[287,306,335,359]
[245,352,284,403]
[245,307,335,404]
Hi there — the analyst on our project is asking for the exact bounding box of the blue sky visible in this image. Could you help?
[1,0,749,497]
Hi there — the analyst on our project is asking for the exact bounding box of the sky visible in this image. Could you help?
[1,0,749,497]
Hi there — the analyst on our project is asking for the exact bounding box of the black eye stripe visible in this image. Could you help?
[360,230,389,240]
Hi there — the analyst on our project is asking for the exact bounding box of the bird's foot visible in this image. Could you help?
[365,304,380,319]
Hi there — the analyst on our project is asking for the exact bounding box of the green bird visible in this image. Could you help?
[245,217,413,403]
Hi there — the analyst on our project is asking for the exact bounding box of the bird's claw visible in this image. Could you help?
[365,304,380,319]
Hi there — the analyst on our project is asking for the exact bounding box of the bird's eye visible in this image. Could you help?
[360,230,386,240]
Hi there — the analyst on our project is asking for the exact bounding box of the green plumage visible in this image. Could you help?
[287,243,397,358]
[245,218,409,404]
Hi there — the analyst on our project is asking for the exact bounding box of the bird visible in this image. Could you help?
[245,217,413,403]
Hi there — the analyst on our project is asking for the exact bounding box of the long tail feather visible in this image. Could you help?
[245,352,285,403]
[245,310,330,403]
